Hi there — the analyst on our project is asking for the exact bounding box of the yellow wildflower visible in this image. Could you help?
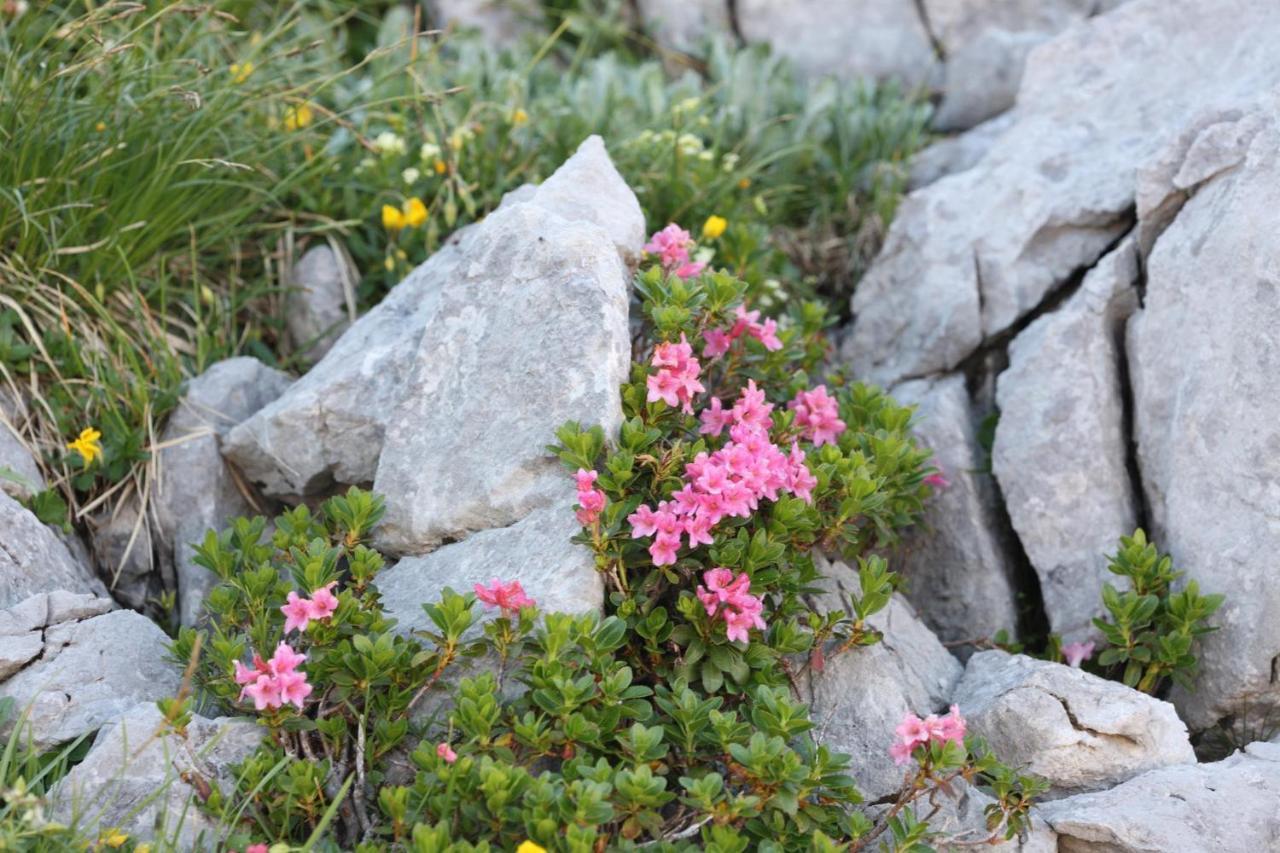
[94,121,106,132]
[738,177,752,190]
[135,845,152,853]
[99,828,128,848]
[384,256,395,271]
[516,843,546,853]
[283,103,313,131]
[229,62,254,84]
[403,197,427,228]
[433,158,447,175]
[702,214,727,240]
[67,427,102,468]
[382,204,406,231]
[511,107,529,126]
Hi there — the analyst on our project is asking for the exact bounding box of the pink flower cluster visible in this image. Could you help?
[474,578,535,613]
[629,381,817,566]
[924,458,950,489]
[890,705,967,765]
[788,385,846,447]
[696,568,766,643]
[436,742,458,763]
[280,582,339,634]
[1061,640,1095,668]
[234,642,312,711]
[646,336,705,415]
[644,224,705,279]
[703,305,782,357]
[575,468,606,525]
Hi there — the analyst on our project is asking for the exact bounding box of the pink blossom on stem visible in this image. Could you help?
[923,458,950,489]
[574,468,607,525]
[246,845,269,853]
[645,335,704,414]
[928,705,967,745]
[890,705,968,765]
[701,304,783,358]
[237,642,311,712]
[281,591,313,634]
[437,742,458,763]
[696,568,766,644]
[643,224,705,279]
[699,396,732,436]
[307,582,339,621]
[474,579,535,613]
[1061,641,1095,668]
[789,385,846,447]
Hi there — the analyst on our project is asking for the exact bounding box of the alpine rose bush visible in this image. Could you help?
[168,225,1044,851]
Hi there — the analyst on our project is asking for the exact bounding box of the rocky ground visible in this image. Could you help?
[2,0,1278,849]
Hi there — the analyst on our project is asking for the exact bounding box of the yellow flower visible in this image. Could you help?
[67,427,102,468]
[384,256,395,271]
[433,158,447,175]
[738,177,752,190]
[229,62,254,84]
[135,845,153,853]
[382,204,406,231]
[94,121,106,132]
[702,215,727,240]
[403,197,427,228]
[516,843,546,853]
[283,103,313,131]
[511,107,529,126]
[99,828,128,848]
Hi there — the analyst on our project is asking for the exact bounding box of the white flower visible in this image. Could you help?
[373,131,406,157]
[677,133,704,156]
[419,142,442,162]
[402,167,421,185]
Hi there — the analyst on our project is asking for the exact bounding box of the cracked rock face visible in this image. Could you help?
[843,0,1280,388]
[1039,741,1280,852]
[0,493,107,610]
[1128,94,1280,730]
[890,375,1020,649]
[0,602,183,750]
[953,651,1194,797]
[52,703,262,849]
[225,136,641,503]
[156,357,292,627]
[993,238,1139,643]
[804,556,962,800]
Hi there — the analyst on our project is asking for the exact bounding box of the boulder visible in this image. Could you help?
[843,0,1280,388]
[890,376,1020,649]
[1128,94,1280,730]
[0,392,43,502]
[376,502,602,638]
[635,0,732,54]
[737,0,939,89]
[87,497,158,611]
[908,112,1015,190]
[804,556,962,799]
[1039,741,1280,852]
[993,239,1139,642]
[430,0,541,48]
[286,243,355,361]
[157,357,292,627]
[225,136,641,500]
[372,156,632,555]
[0,606,183,749]
[953,651,1194,796]
[52,703,262,849]
[0,492,106,610]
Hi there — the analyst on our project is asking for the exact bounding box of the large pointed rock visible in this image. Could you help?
[805,557,962,799]
[1039,742,1280,852]
[993,239,1139,643]
[890,375,1020,649]
[372,156,633,555]
[953,651,1194,797]
[0,492,106,609]
[1128,95,1280,730]
[843,0,1280,387]
[0,604,182,749]
[157,357,292,626]
[52,703,262,848]
[225,137,641,501]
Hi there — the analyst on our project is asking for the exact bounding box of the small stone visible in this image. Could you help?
[0,492,106,610]
[52,703,262,848]
[954,651,1194,796]
[286,243,355,361]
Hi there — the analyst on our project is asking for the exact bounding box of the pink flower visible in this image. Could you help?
[644,224,704,278]
[696,568,766,644]
[894,714,931,750]
[236,643,311,713]
[890,706,968,766]
[269,642,306,675]
[673,260,706,279]
[628,504,660,538]
[574,468,607,525]
[649,532,680,566]
[932,705,967,745]
[701,304,783,358]
[246,845,270,853]
[702,328,733,358]
[242,675,279,711]
[789,386,846,447]
[1062,641,1095,668]
[924,458,950,489]
[699,396,733,437]
[276,669,313,710]
[890,739,915,766]
[307,582,339,621]
[281,591,313,634]
[474,579,535,613]
[645,336,704,415]
[437,742,458,764]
